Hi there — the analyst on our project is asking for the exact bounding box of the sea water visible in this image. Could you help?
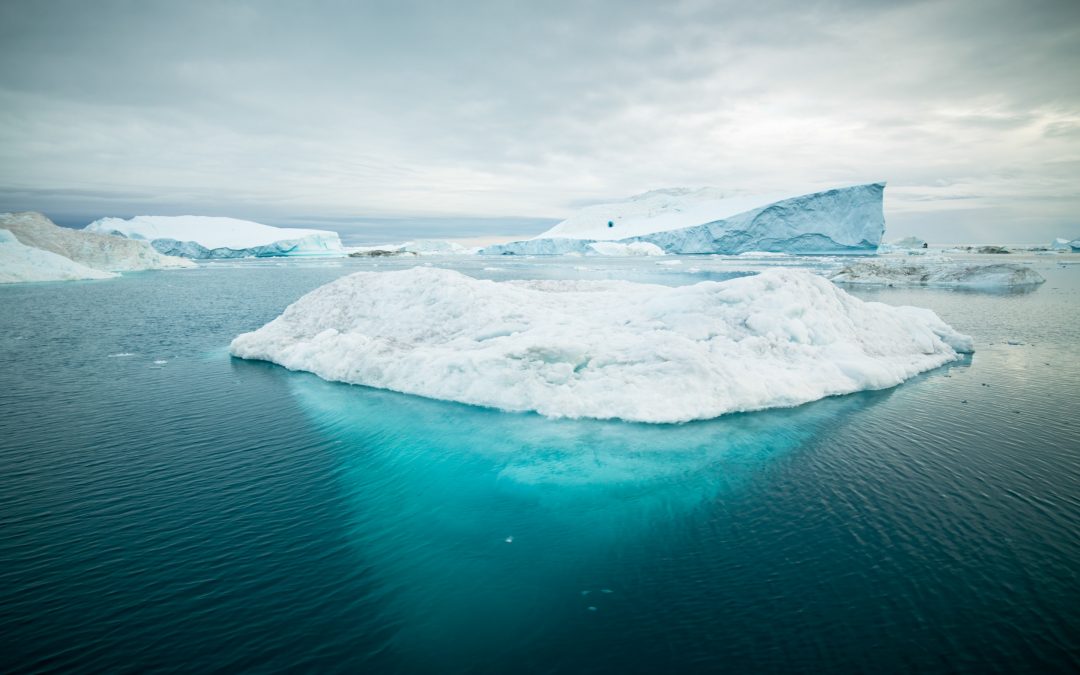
[1,254,1078,672]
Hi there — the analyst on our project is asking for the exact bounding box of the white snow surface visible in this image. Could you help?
[230,267,973,423]
[831,260,1046,288]
[85,215,343,257]
[1,212,193,272]
[0,229,117,283]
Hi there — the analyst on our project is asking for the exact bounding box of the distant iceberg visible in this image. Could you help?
[230,267,972,423]
[482,183,885,256]
[1049,238,1072,251]
[879,235,927,252]
[2,211,193,272]
[85,215,344,259]
[831,260,1045,289]
[0,228,117,283]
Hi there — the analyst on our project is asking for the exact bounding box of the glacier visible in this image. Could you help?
[831,260,1045,289]
[482,183,885,256]
[230,266,972,423]
[1,212,193,272]
[85,215,344,259]
[0,228,117,283]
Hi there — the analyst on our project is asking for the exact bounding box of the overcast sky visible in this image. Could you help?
[1,0,1078,243]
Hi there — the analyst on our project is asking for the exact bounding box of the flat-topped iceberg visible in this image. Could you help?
[831,260,1045,289]
[85,215,343,259]
[0,228,117,283]
[230,267,972,423]
[2,212,193,272]
[482,183,885,256]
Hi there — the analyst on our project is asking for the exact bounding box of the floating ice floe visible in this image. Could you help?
[481,183,885,256]
[230,267,973,423]
[85,215,343,259]
[1,212,193,273]
[0,228,117,283]
[830,260,1045,289]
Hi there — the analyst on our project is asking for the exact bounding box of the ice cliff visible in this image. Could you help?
[831,260,1045,289]
[0,228,117,283]
[1,212,193,272]
[482,183,885,256]
[85,215,344,259]
[230,266,972,423]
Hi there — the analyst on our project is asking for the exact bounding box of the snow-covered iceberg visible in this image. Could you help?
[2,212,193,272]
[482,183,885,256]
[0,228,117,283]
[85,215,344,259]
[831,260,1045,289]
[1049,238,1073,251]
[230,267,972,423]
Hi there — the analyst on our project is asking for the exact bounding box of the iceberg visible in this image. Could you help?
[0,228,117,283]
[879,235,928,252]
[481,183,885,256]
[586,241,665,256]
[85,215,344,259]
[1050,238,1072,251]
[831,260,1045,289]
[230,267,972,423]
[1,211,193,272]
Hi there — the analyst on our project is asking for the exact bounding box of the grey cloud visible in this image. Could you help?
[1,0,1078,243]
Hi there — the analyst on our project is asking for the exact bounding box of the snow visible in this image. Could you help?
[230,266,973,423]
[482,183,885,256]
[831,260,1046,288]
[0,228,117,283]
[1,212,193,271]
[586,241,665,256]
[85,215,343,258]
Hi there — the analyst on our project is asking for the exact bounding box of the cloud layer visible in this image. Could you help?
[1,0,1078,242]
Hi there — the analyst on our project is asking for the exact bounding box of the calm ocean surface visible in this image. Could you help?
[1,255,1078,673]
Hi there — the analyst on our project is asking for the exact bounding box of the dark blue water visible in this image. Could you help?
[1,258,1078,673]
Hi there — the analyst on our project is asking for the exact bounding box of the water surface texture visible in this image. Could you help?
[1,256,1078,672]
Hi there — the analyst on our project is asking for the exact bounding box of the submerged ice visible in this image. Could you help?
[230,267,972,423]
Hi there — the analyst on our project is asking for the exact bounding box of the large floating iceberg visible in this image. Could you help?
[0,228,117,283]
[85,215,344,259]
[831,260,1046,289]
[1,212,193,272]
[482,183,885,256]
[230,267,972,423]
